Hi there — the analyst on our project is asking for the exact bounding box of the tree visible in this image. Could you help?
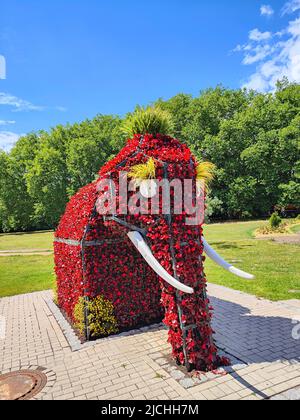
[155,94,193,139]
[66,115,124,195]
[1,82,299,232]
[0,151,36,232]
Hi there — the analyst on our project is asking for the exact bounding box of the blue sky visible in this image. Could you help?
[0,0,300,150]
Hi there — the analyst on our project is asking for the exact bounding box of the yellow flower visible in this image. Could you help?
[128,157,156,181]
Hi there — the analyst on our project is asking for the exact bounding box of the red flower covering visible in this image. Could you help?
[55,133,229,371]
[54,242,84,319]
[55,182,97,241]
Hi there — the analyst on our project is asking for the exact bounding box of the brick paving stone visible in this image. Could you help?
[0,285,299,400]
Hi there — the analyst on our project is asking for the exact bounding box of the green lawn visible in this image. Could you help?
[0,221,299,301]
[202,220,300,301]
[204,240,300,301]
[291,224,300,234]
[0,255,55,297]
[0,230,54,250]
[203,220,266,242]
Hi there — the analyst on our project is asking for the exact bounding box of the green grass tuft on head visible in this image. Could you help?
[121,106,175,137]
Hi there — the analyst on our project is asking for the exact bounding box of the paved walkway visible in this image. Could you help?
[0,284,299,400]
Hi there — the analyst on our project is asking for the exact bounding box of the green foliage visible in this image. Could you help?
[121,106,174,137]
[0,115,122,232]
[155,94,193,138]
[26,143,68,227]
[205,195,224,222]
[0,81,300,232]
[73,295,118,339]
[182,84,300,219]
[73,297,86,336]
[269,212,282,229]
[278,181,300,207]
[0,151,36,232]
[88,295,118,338]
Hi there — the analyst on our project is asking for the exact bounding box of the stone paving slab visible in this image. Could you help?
[0,284,299,400]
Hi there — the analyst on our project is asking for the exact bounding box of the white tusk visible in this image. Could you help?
[202,237,254,280]
[127,231,194,294]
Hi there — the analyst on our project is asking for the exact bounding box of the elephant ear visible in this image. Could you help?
[196,162,216,186]
[128,157,156,181]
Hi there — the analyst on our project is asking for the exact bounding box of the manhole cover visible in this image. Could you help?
[0,370,47,400]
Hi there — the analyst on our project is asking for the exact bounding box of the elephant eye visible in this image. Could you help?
[139,179,158,199]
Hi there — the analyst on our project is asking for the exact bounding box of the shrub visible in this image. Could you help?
[73,295,118,339]
[256,212,287,236]
[73,297,86,336]
[269,212,282,229]
[88,295,118,338]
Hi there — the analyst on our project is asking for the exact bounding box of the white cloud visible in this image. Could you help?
[260,5,274,16]
[0,55,6,79]
[0,120,16,126]
[249,28,272,42]
[242,73,269,91]
[282,0,300,15]
[243,44,273,65]
[0,92,44,112]
[0,92,67,113]
[234,2,300,92]
[0,131,22,151]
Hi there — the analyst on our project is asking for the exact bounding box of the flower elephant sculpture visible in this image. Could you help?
[54,110,254,372]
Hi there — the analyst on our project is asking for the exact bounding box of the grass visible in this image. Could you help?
[203,220,300,301]
[0,220,299,301]
[0,230,54,251]
[203,220,266,242]
[255,218,300,237]
[203,240,300,301]
[291,224,300,234]
[0,255,55,297]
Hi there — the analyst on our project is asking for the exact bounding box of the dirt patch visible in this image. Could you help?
[256,232,300,245]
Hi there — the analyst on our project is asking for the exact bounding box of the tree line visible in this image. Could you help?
[0,80,299,232]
